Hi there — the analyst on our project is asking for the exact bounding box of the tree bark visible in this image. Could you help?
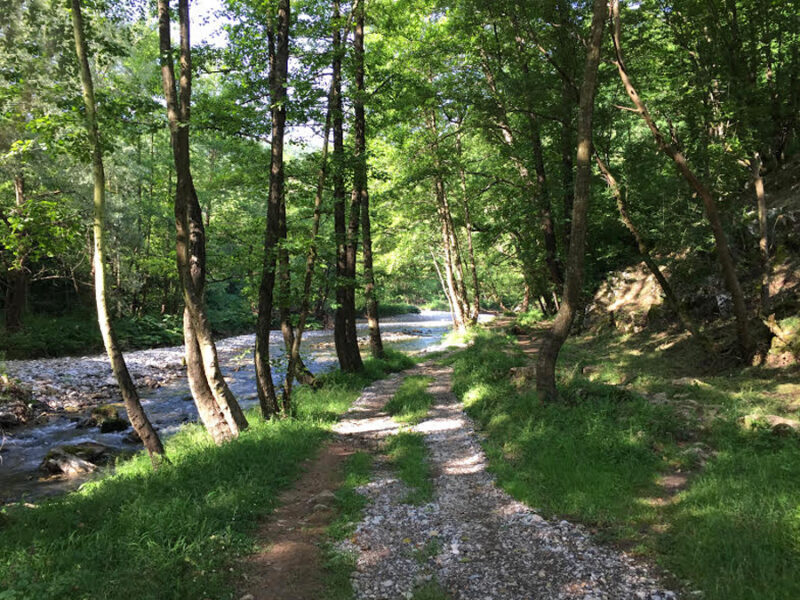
[752,154,770,315]
[332,0,363,372]
[352,0,384,358]
[536,0,606,402]
[255,0,291,416]
[283,83,335,405]
[71,0,166,464]
[158,0,246,437]
[610,0,754,358]
[456,132,481,323]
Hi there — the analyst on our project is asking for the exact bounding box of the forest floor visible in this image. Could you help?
[238,345,674,600]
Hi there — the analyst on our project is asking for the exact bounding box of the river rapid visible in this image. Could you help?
[0,311,480,503]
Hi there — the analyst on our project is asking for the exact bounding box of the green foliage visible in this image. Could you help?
[385,431,433,504]
[384,375,434,424]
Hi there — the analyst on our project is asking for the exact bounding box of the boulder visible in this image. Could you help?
[75,405,129,433]
[40,442,111,477]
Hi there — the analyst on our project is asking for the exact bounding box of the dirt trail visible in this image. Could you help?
[239,351,676,599]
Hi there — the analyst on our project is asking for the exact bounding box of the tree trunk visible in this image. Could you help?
[283,79,335,406]
[71,0,166,465]
[610,0,754,358]
[277,193,316,388]
[255,0,291,416]
[752,154,770,315]
[430,248,456,324]
[332,0,363,373]
[456,132,481,323]
[595,153,716,352]
[4,176,27,333]
[536,0,606,402]
[158,0,246,437]
[352,1,384,358]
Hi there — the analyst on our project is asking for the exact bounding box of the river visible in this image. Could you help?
[0,311,477,503]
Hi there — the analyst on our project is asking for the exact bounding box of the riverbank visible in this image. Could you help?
[0,351,416,599]
[0,312,467,503]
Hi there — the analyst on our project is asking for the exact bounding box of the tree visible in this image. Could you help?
[332,0,363,372]
[158,0,247,442]
[609,0,753,358]
[70,0,166,465]
[255,0,291,416]
[536,0,607,402]
[352,0,384,357]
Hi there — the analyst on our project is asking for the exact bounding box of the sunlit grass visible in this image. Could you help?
[385,375,434,424]
[446,325,800,600]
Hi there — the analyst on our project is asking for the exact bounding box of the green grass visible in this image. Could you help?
[322,452,373,600]
[411,579,451,600]
[385,432,434,504]
[0,351,412,600]
[445,326,800,600]
[384,375,434,424]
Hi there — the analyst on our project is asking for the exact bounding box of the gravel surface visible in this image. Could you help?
[334,362,677,600]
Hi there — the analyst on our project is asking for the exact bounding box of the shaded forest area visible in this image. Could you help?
[2,0,800,598]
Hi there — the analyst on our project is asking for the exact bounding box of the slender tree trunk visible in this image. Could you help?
[536,0,606,402]
[480,59,564,289]
[332,0,363,372]
[752,154,770,315]
[277,195,316,387]
[430,248,458,329]
[71,0,166,464]
[454,131,481,323]
[158,0,246,437]
[283,83,335,406]
[595,153,716,352]
[610,0,753,358]
[556,0,577,255]
[4,175,27,333]
[255,0,291,416]
[352,1,384,358]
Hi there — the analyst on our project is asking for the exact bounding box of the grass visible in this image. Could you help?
[444,326,800,600]
[0,350,414,600]
[322,452,373,600]
[411,579,451,600]
[385,431,434,504]
[384,375,434,424]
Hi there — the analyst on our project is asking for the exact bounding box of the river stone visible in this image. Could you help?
[40,442,111,477]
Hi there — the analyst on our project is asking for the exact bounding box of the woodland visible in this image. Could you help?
[1,0,799,599]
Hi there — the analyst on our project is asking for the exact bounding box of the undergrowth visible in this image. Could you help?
[444,327,800,600]
[0,351,412,600]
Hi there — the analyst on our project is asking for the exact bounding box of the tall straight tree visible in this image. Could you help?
[255,0,291,416]
[609,0,753,358]
[332,0,363,372]
[536,0,606,402]
[352,0,384,358]
[158,0,247,442]
[70,0,166,465]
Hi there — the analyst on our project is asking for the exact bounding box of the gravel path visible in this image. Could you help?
[334,361,677,600]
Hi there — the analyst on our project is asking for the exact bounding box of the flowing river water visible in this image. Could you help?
[0,311,479,503]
